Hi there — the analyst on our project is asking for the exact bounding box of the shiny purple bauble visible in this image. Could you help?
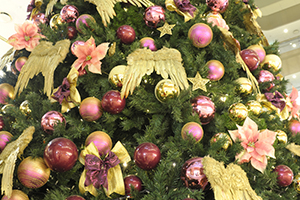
[15,56,27,72]
[75,14,96,33]
[0,116,4,131]
[140,37,157,51]
[79,97,102,122]
[206,0,229,13]
[180,157,208,190]
[144,6,165,28]
[71,40,85,55]
[101,90,126,114]
[188,23,213,48]
[181,122,204,143]
[124,175,143,197]
[116,25,136,44]
[191,95,215,125]
[41,111,66,134]
[134,142,161,170]
[31,13,49,26]
[44,137,78,172]
[240,49,260,71]
[258,70,275,91]
[205,60,225,81]
[289,120,300,136]
[274,165,294,187]
[67,26,78,40]
[65,195,86,200]
[0,131,12,153]
[60,5,79,23]
[247,44,266,64]
[78,68,87,76]
[85,131,112,156]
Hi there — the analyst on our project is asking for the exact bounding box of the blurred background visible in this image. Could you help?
[0,0,300,93]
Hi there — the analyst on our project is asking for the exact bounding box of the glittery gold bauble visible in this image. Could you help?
[0,83,15,104]
[154,79,180,103]
[294,173,300,194]
[228,103,248,123]
[50,14,65,30]
[235,77,253,96]
[20,100,31,116]
[108,65,126,88]
[276,130,287,144]
[210,132,232,150]
[246,100,262,116]
[261,54,282,71]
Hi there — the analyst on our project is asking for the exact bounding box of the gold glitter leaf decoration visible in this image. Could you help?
[0,47,15,71]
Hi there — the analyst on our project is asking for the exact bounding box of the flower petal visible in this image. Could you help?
[91,42,110,60]
[236,150,251,163]
[258,129,276,145]
[228,130,240,142]
[88,62,102,74]
[250,156,267,173]
[255,141,275,158]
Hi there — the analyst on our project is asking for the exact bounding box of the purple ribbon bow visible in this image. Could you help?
[265,91,286,111]
[84,151,120,190]
[52,78,71,104]
[174,0,196,17]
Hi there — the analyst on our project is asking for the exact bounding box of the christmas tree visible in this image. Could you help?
[0,0,300,199]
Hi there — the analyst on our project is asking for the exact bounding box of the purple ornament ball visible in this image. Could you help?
[140,37,157,51]
[85,131,112,156]
[101,90,126,114]
[75,14,96,33]
[44,137,78,172]
[124,175,143,197]
[247,44,266,64]
[240,49,260,71]
[134,142,161,170]
[144,6,165,28]
[205,60,225,81]
[65,195,86,200]
[41,111,66,134]
[206,0,229,13]
[188,23,213,48]
[67,26,78,40]
[116,25,136,44]
[181,122,204,143]
[79,97,102,122]
[15,56,27,72]
[289,120,300,136]
[0,131,13,153]
[60,5,79,23]
[274,165,294,187]
[190,95,215,125]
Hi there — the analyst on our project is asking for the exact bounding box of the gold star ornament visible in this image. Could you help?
[157,22,176,37]
[188,72,209,92]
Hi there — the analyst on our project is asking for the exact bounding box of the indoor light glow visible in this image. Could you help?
[284,29,288,33]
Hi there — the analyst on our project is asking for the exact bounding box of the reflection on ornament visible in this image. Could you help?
[206,0,229,13]
[108,65,126,88]
[210,132,232,150]
[60,5,79,23]
[188,23,213,48]
[191,95,215,125]
[41,111,66,134]
[246,100,262,116]
[289,120,300,136]
[275,130,287,144]
[247,44,266,64]
[181,122,204,143]
[31,13,49,26]
[0,83,15,104]
[50,14,65,30]
[85,131,112,156]
[140,37,157,51]
[205,60,225,81]
[75,14,96,33]
[20,100,31,116]
[15,56,28,72]
[0,131,13,153]
[228,103,248,123]
[261,54,282,71]
[155,79,180,103]
[144,6,165,28]
[235,77,252,96]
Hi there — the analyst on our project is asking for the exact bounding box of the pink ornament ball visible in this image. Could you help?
[60,5,79,23]
[101,90,126,114]
[79,97,102,122]
[17,157,50,189]
[247,44,266,64]
[0,131,12,153]
[134,142,161,170]
[289,120,300,136]
[181,122,204,143]
[75,14,96,33]
[258,70,275,91]
[188,23,213,48]
[205,60,225,81]
[1,190,29,200]
[41,111,66,134]
[206,0,229,13]
[44,137,78,172]
[31,13,49,26]
[240,49,260,71]
[140,37,157,51]
[71,40,85,55]
[85,131,112,156]
[274,165,294,187]
[144,5,165,28]
[15,56,27,72]
[116,25,136,44]
[190,95,215,125]
[65,195,86,200]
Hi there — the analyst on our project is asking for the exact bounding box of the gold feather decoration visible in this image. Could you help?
[0,126,35,198]
[14,39,71,98]
[0,47,15,71]
[121,47,190,98]
[202,156,262,200]
[45,0,68,17]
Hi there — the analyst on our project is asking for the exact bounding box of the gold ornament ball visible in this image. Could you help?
[154,79,180,103]
[246,100,262,116]
[294,173,300,194]
[1,190,29,200]
[19,100,31,116]
[235,77,253,96]
[108,65,126,88]
[210,132,232,150]
[228,103,248,123]
[261,54,282,71]
[0,83,15,104]
[50,14,65,30]
[275,130,287,144]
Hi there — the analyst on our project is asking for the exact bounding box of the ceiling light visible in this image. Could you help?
[292,44,297,48]
[293,75,297,79]
[284,29,288,33]
[0,12,12,23]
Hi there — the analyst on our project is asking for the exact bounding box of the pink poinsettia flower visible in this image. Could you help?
[7,20,45,51]
[228,117,276,173]
[286,86,300,119]
[71,36,109,74]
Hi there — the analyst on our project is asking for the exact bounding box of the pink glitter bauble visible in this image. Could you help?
[144,6,165,28]
[60,5,79,23]
[289,120,300,136]
[247,44,266,64]
[41,111,66,134]
[65,195,86,200]
[71,40,85,55]
[181,122,204,143]
[85,131,112,156]
[205,60,225,81]
[31,13,49,26]
[240,49,260,71]
[75,14,96,33]
[15,56,27,72]
[79,97,102,122]
[17,157,50,189]
[206,0,229,13]
[190,95,215,125]
[188,23,213,48]
[140,37,157,51]
[0,131,13,153]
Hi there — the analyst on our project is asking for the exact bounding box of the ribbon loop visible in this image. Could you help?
[52,78,71,104]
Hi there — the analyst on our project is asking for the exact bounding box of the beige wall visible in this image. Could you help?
[280,48,300,76]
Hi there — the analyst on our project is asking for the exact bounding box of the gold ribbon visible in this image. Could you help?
[286,143,300,157]
[51,67,81,113]
[165,0,196,22]
[79,141,131,197]
[29,0,43,20]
